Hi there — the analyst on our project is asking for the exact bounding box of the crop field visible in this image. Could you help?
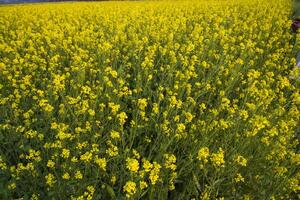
[0,0,299,199]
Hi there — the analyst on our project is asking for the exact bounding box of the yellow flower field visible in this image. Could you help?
[0,0,299,199]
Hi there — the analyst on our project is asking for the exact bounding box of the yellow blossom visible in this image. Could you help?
[235,155,247,167]
[235,173,245,183]
[123,181,137,198]
[45,173,56,187]
[126,158,139,173]
[197,147,210,164]
[75,170,83,180]
[211,148,225,168]
[62,172,70,180]
[137,98,148,110]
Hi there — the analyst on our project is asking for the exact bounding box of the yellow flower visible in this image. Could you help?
[132,149,140,159]
[0,156,7,170]
[169,171,177,191]
[61,149,70,159]
[94,156,107,171]
[47,160,55,168]
[197,147,210,165]
[152,103,159,114]
[108,103,120,115]
[176,123,185,133]
[288,176,300,192]
[210,148,225,168]
[106,141,119,157]
[45,173,56,187]
[139,181,148,190]
[164,154,177,171]
[26,149,41,162]
[142,159,153,172]
[38,99,54,113]
[30,194,39,200]
[235,173,245,183]
[71,157,78,163]
[75,170,83,180]
[126,158,139,173]
[149,162,161,185]
[110,130,121,140]
[137,98,148,110]
[111,175,117,185]
[88,109,95,116]
[80,151,93,162]
[117,112,128,126]
[62,172,70,180]
[235,155,247,167]
[184,112,194,123]
[8,182,16,190]
[123,181,137,198]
